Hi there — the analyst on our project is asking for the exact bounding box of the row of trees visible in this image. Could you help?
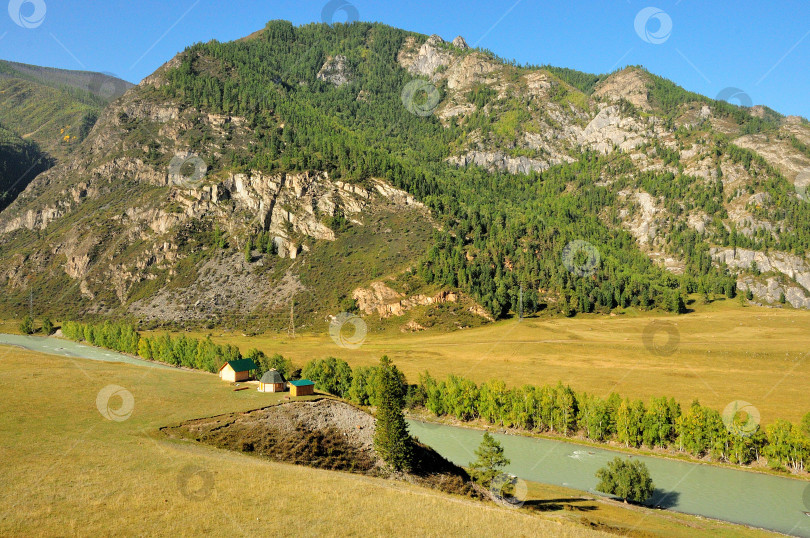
[19,315,53,335]
[413,373,810,473]
[58,319,809,474]
[62,321,242,373]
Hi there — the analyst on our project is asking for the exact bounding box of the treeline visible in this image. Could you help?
[62,320,241,373]
[411,373,809,473]
[58,320,810,473]
[294,354,809,473]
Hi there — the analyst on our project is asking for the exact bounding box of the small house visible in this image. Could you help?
[289,379,315,397]
[218,358,258,382]
[258,369,286,393]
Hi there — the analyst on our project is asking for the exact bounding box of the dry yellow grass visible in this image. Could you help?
[175,299,810,425]
[0,347,603,537]
[0,346,774,536]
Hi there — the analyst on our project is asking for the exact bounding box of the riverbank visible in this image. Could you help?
[406,419,810,536]
[405,409,810,483]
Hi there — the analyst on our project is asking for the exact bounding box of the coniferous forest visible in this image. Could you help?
[156,21,810,318]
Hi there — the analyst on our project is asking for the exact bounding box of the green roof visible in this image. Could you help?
[221,358,257,372]
[259,369,285,384]
[289,379,315,387]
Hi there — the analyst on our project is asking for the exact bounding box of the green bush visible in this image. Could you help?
[595,457,655,503]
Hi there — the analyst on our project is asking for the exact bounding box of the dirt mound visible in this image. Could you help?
[163,399,377,472]
[162,398,479,497]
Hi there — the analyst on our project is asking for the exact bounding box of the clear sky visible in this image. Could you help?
[3,0,808,118]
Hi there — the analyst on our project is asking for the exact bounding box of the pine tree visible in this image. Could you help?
[468,432,510,487]
[373,356,413,472]
[41,317,54,336]
[19,315,34,335]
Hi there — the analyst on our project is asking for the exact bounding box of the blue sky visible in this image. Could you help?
[2,0,809,117]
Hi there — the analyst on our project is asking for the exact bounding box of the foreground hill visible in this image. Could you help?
[2,21,810,329]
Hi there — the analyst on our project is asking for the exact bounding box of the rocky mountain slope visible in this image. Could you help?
[1,21,810,330]
[0,60,133,160]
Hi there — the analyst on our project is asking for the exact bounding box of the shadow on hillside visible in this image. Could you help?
[523,497,599,512]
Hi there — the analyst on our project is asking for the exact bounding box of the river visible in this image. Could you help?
[0,333,176,370]
[408,420,810,536]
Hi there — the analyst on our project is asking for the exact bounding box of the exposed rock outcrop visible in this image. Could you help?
[447,151,550,175]
[711,247,810,292]
[317,55,352,87]
[352,281,462,318]
[737,275,810,309]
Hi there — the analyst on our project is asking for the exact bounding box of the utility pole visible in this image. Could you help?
[287,299,295,339]
[519,284,523,321]
[29,289,33,319]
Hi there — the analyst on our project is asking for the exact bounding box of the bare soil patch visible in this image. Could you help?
[162,398,480,498]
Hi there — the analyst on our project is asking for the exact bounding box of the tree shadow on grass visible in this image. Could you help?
[523,497,600,513]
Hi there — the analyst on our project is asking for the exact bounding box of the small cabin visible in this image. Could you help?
[218,359,258,383]
[289,379,315,397]
[258,369,286,393]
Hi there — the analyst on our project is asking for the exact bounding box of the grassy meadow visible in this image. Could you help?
[0,346,774,536]
[156,298,810,425]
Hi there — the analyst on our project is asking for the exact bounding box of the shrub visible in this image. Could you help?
[595,457,655,503]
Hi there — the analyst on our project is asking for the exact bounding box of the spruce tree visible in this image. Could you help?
[468,432,510,488]
[373,356,413,472]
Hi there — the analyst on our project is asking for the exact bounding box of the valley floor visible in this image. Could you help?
[158,299,810,425]
[0,347,777,536]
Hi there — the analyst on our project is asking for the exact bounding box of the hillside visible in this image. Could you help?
[0,60,133,159]
[2,21,810,330]
[0,122,52,212]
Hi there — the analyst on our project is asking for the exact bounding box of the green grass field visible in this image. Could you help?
[0,347,773,536]
[161,298,810,425]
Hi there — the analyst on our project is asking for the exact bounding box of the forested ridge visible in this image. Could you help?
[153,20,810,317]
[7,20,810,320]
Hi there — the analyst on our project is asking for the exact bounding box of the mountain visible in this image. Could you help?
[0,61,134,214]
[2,21,810,330]
[0,60,133,159]
[0,122,52,212]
